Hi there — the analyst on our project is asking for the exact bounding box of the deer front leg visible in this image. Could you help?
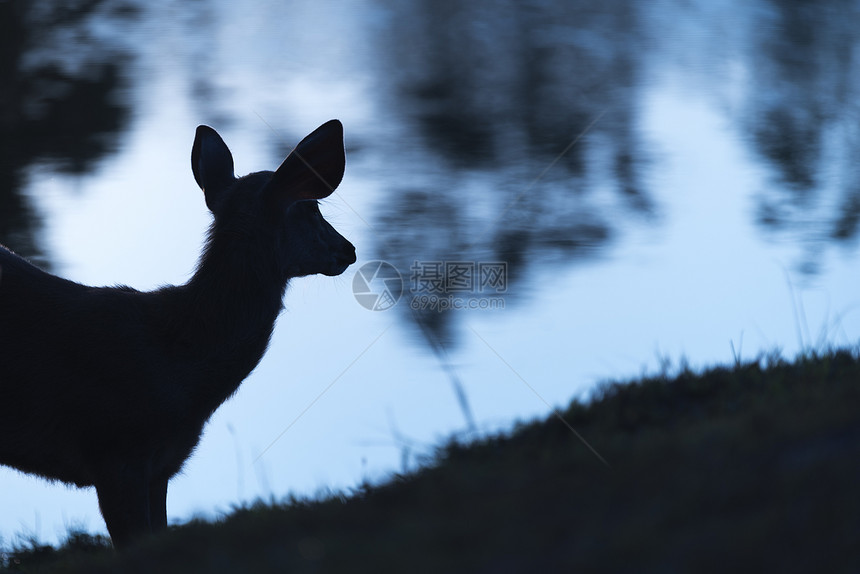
[95,465,153,549]
[148,476,168,533]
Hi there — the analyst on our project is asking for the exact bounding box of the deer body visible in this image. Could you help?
[0,120,355,547]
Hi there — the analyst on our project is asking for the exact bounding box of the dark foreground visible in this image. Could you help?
[3,348,860,573]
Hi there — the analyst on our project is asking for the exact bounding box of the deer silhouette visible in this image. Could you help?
[0,120,356,548]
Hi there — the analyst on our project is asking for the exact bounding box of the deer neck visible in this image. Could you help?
[175,227,289,386]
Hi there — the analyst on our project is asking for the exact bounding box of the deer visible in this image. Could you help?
[0,120,356,548]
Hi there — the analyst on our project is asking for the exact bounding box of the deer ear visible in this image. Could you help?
[270,120,345,201]
[191,125,236,213]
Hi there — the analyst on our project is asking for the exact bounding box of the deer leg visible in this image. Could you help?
[148,476,169,533]
[95,465,152,549]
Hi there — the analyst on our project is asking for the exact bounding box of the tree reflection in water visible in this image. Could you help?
[0,0,134,267]
[371,0,655,354]
[742,0,860,274]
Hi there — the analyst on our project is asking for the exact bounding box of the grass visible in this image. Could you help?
[2,347,860,573]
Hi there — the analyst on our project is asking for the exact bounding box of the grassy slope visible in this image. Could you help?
[3,348,860,573]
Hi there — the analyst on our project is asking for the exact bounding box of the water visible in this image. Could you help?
[1,0,858,544]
